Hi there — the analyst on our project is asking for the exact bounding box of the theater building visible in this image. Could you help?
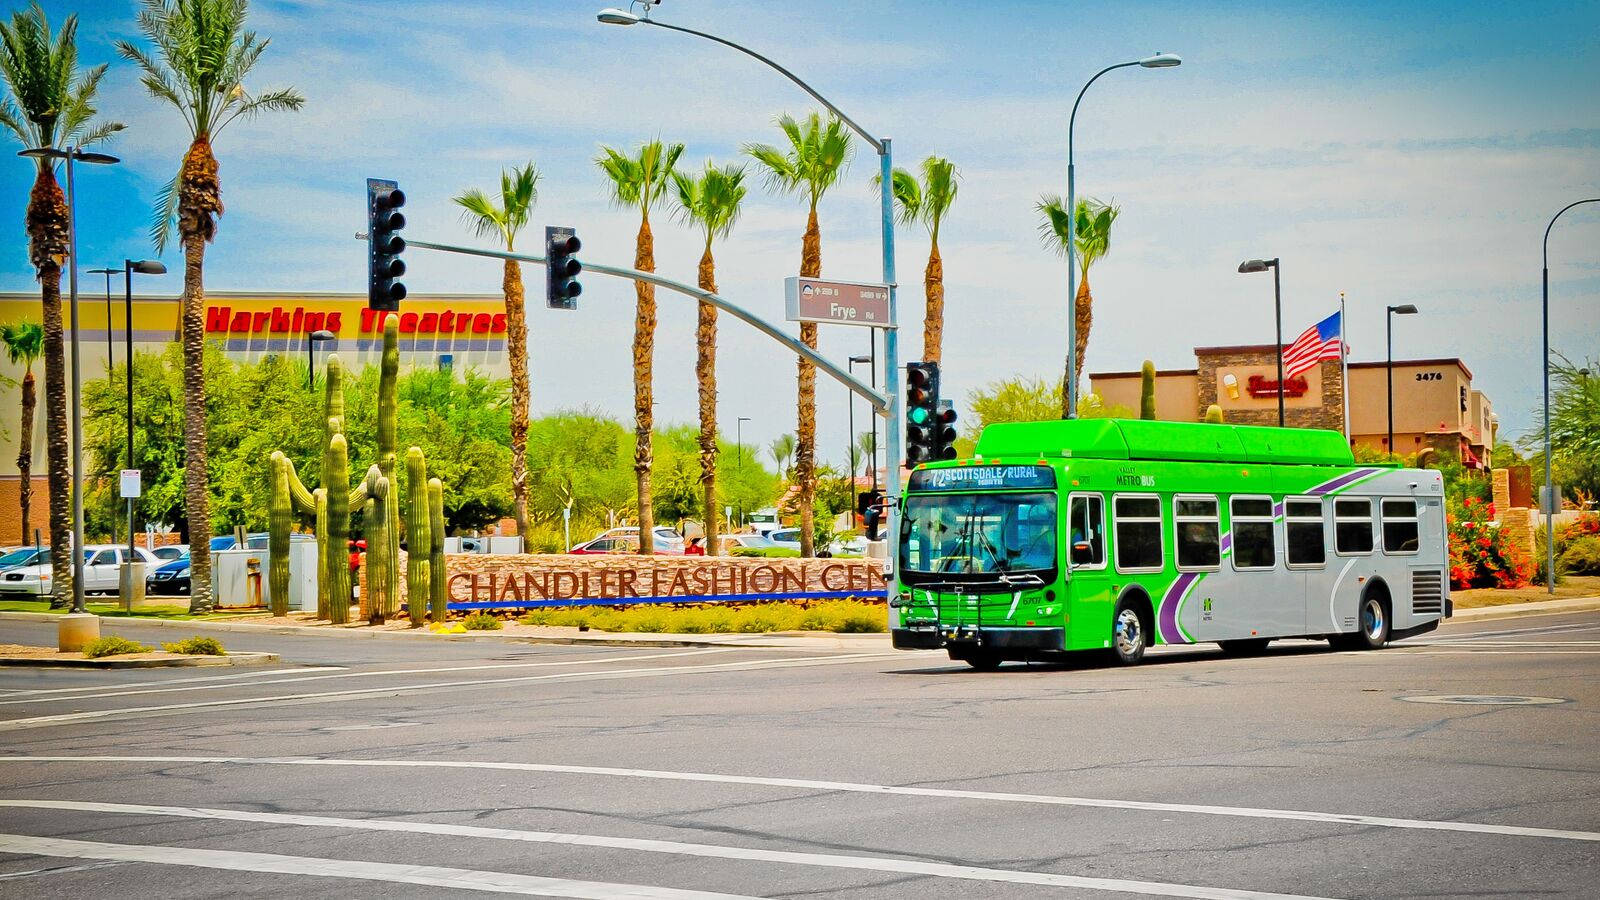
[0,291,508,543]
[1091,344,1497,468]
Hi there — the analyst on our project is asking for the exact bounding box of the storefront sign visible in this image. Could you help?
[206,305,508,337]
[1246,374,1309,398]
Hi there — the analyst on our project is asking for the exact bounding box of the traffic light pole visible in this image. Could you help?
[395,237,889,412]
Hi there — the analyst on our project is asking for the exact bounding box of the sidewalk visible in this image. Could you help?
[1449,596,1600,621]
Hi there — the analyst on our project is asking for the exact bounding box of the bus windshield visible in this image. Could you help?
[899,491,1057,582]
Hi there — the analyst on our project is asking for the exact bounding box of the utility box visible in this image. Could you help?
[119,560,146,610]
[486,536,523,554]
[289,541,320,612]
[213,549,267,610]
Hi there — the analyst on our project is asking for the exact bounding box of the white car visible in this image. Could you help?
[762,529,860,557]
[716,533,777,553]
[0,545,159,598]
[596,526,685,553]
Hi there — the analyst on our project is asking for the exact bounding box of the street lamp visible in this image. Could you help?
[848,355,871,484]
[86,267,119,376]
[307,329,336,388]
[1238,258,1285,427]
[1541,197,1600,594]
[735,416,751,528]
[121,259,166,571]
[19,146,120,615]
[598,6,906,571]
[1385,304,1419,461]
[1063,52,1182,418]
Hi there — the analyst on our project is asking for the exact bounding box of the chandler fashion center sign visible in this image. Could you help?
[442,556,889,608]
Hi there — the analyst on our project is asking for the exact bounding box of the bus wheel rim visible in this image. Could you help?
[1115,609,1142,655]
[1364,599,1383,639]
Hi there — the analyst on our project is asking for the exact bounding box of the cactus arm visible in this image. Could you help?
[324,354,345,448]
[428,478,447,623]
[314,488,329,620]
[268,455,292,617]
[405,448,430,626]
[279,454,317,517]
[324,434,352,624]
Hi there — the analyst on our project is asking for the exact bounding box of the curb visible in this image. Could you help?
[1450,596,1600,621]
[0,611,886,650]
[0,651,280,670]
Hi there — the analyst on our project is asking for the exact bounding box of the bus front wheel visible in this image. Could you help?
[1110,600,1149,665]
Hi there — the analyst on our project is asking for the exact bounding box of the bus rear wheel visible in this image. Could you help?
[1332,591,1391,651]
[1219,638,1270,656]
[1110,601,1148,665]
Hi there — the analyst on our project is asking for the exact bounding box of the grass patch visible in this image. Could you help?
[161,636,226,656]
[82,635,153,658]
[461,612,504,631]
[0,600,220,620]
[519,599,884,634]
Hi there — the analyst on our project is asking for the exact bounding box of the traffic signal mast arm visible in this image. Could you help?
[392,235,890,414]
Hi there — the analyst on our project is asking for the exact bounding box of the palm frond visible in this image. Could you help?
[1035,193,1070,258]
[149,165,181,254]
[215,86,305,135]
[452,188,509,245]
[872,166,921,226]
[0,319,44,366]
[920,156,959,239]
[742,141,799,196]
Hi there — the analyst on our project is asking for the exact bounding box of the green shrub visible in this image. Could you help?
[161,636,226,656]
[1559,536,1600,576]
[82,635,153,659]
[461,612,504,631]
[731,547,801,558]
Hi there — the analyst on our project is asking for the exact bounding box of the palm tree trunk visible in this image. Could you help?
[632,215,657,555]
[796,206,822,558]
[922,237,944,365]
[1074,270,1093,386]
[696,244,719,557]
[178,136,220,614]
[16,368,34,545]
[27,168,73,608]
[503,258,531,550]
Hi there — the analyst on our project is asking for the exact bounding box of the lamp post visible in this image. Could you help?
[1385,304,1419,461]
[1541,198,1600,594]
[307,329,336,388]
[597,6,906,583]
[848,355,871,483]
[1238,258,1284,427]
[18,146,120,615]
[1064,52,1181,419]
[122,259,166,564]
[735,416,751,529]
[86,267,118,376]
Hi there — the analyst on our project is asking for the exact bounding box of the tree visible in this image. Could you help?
[878,156,958,364]
[454,161,539,549]
[119,0,304,612]
[1528,354,1600,501]
[1,3,121,606]
[745,111,852,556]
[596,139,684,555]
[769,433,796,478]
[0,320,42,541]
[959,375,1131,452]
[672,160,747,555]
[1037,195,1120,418]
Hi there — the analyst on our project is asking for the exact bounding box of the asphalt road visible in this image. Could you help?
[0,611,1594,899]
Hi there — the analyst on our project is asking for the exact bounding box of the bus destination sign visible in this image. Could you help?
[908,465,1055,492]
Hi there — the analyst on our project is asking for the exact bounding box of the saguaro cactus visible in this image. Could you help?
[405,447,430,625]
[314,488,328,619]
[324,353,346,447]
[1205,404,1225,424]
[428,477,447,623]
[1140,360,1157,421]
[324,434,352,624]
[268,455,292,616]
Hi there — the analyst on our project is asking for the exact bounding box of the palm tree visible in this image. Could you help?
[878,156,959,364]
[2,3,121,607]
[770,434,796,478]
[0,321,43,543]
[745,112,852,557]
[596,140,683,556]
[119,0,304,612]
[1038,194,1119,418]
[455,162,539,550]
[672,161,747,557]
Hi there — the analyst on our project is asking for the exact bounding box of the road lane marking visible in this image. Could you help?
[0,667,345,698]
[0,649,739,707]
[0,653,897,732]
[0,832,754,899]
[0,801,1340,900]
[6,754,1595,844]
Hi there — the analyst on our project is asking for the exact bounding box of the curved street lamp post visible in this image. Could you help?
[1541,198,1600,593]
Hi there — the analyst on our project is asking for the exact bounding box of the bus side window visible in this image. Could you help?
[1285,498,1326,567]
[1335,498,1374,554]
[1069,495,1105,567]
[1230,496,1276,570]
[1113,494,1163,573]
[1381,499,1419,554]
[1175,496,1220,571]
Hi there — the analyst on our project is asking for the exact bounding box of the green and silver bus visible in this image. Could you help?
[890,419,1449,667]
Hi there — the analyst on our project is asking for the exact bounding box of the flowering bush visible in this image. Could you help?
[1561,510,1600,541]
[1448,496,1532,589]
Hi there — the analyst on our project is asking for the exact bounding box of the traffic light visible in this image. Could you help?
[904,361,939,467]
[367,178,406,311]
[933,400,958,461]
[546,226,582,309]
[859,489,885,541]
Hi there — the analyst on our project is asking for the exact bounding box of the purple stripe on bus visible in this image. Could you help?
[1310,468,1377,495]
[1159,571,1197,644]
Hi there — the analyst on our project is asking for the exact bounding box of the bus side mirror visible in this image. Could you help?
[1071,542,1094,564]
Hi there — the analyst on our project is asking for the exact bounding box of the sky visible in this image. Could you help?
[3,0,1598,467]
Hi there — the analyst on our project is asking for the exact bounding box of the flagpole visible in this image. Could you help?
[1340,292,1350,440]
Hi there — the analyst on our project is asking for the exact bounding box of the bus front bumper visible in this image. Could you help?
[892,626,1065,652]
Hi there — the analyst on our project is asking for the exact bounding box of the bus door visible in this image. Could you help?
[1066,493,1112,639]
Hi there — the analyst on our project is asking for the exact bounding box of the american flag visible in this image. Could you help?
[1281,311,1344,378]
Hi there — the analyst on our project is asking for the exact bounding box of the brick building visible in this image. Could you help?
[1092,345,1497,468]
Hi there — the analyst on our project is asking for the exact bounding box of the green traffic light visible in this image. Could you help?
[908,407,930,425]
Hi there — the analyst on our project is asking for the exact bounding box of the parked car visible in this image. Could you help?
[716,533,776,553]
[0,547,41,572]
[146,549,192,596]
[595,526,685,553]
[766,528,802,552]
[569,535,681,555]
[0,545,158,597]
[210,536,239,551]
[151,544,189,561]
[763,528,855,557]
